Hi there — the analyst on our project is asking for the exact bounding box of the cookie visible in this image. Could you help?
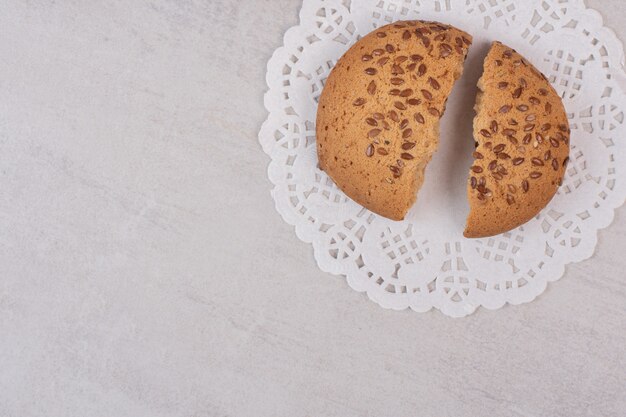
[317,20,472,220]
[464,41,570,238]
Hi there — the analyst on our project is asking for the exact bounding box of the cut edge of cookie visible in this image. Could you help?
[463,62,491,238]
[399,55,470,221]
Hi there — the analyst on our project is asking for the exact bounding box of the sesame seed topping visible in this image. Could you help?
[506,194,515,205]
[394,101,407,110]
[367,81,376,95]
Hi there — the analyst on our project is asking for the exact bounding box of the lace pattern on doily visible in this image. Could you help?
[260,0,626,317]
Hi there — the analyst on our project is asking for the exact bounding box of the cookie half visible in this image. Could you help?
[317,20,472,220]
[464,41,570,238]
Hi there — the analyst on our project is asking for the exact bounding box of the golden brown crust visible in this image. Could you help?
[464,41,570,238]
[317,20,472,220]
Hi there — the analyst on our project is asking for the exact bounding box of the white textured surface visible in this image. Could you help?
[0,0,625,416]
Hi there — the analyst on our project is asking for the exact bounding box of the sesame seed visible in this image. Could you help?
[428,77,441,90]
[391,64,404,75]
[367,81,376,95]
[506,194,515,205]
[550,137,560,148]
[493,144,506,153]
[394,101,407,110]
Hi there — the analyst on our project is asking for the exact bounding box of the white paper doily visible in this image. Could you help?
[259,0,626,317]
